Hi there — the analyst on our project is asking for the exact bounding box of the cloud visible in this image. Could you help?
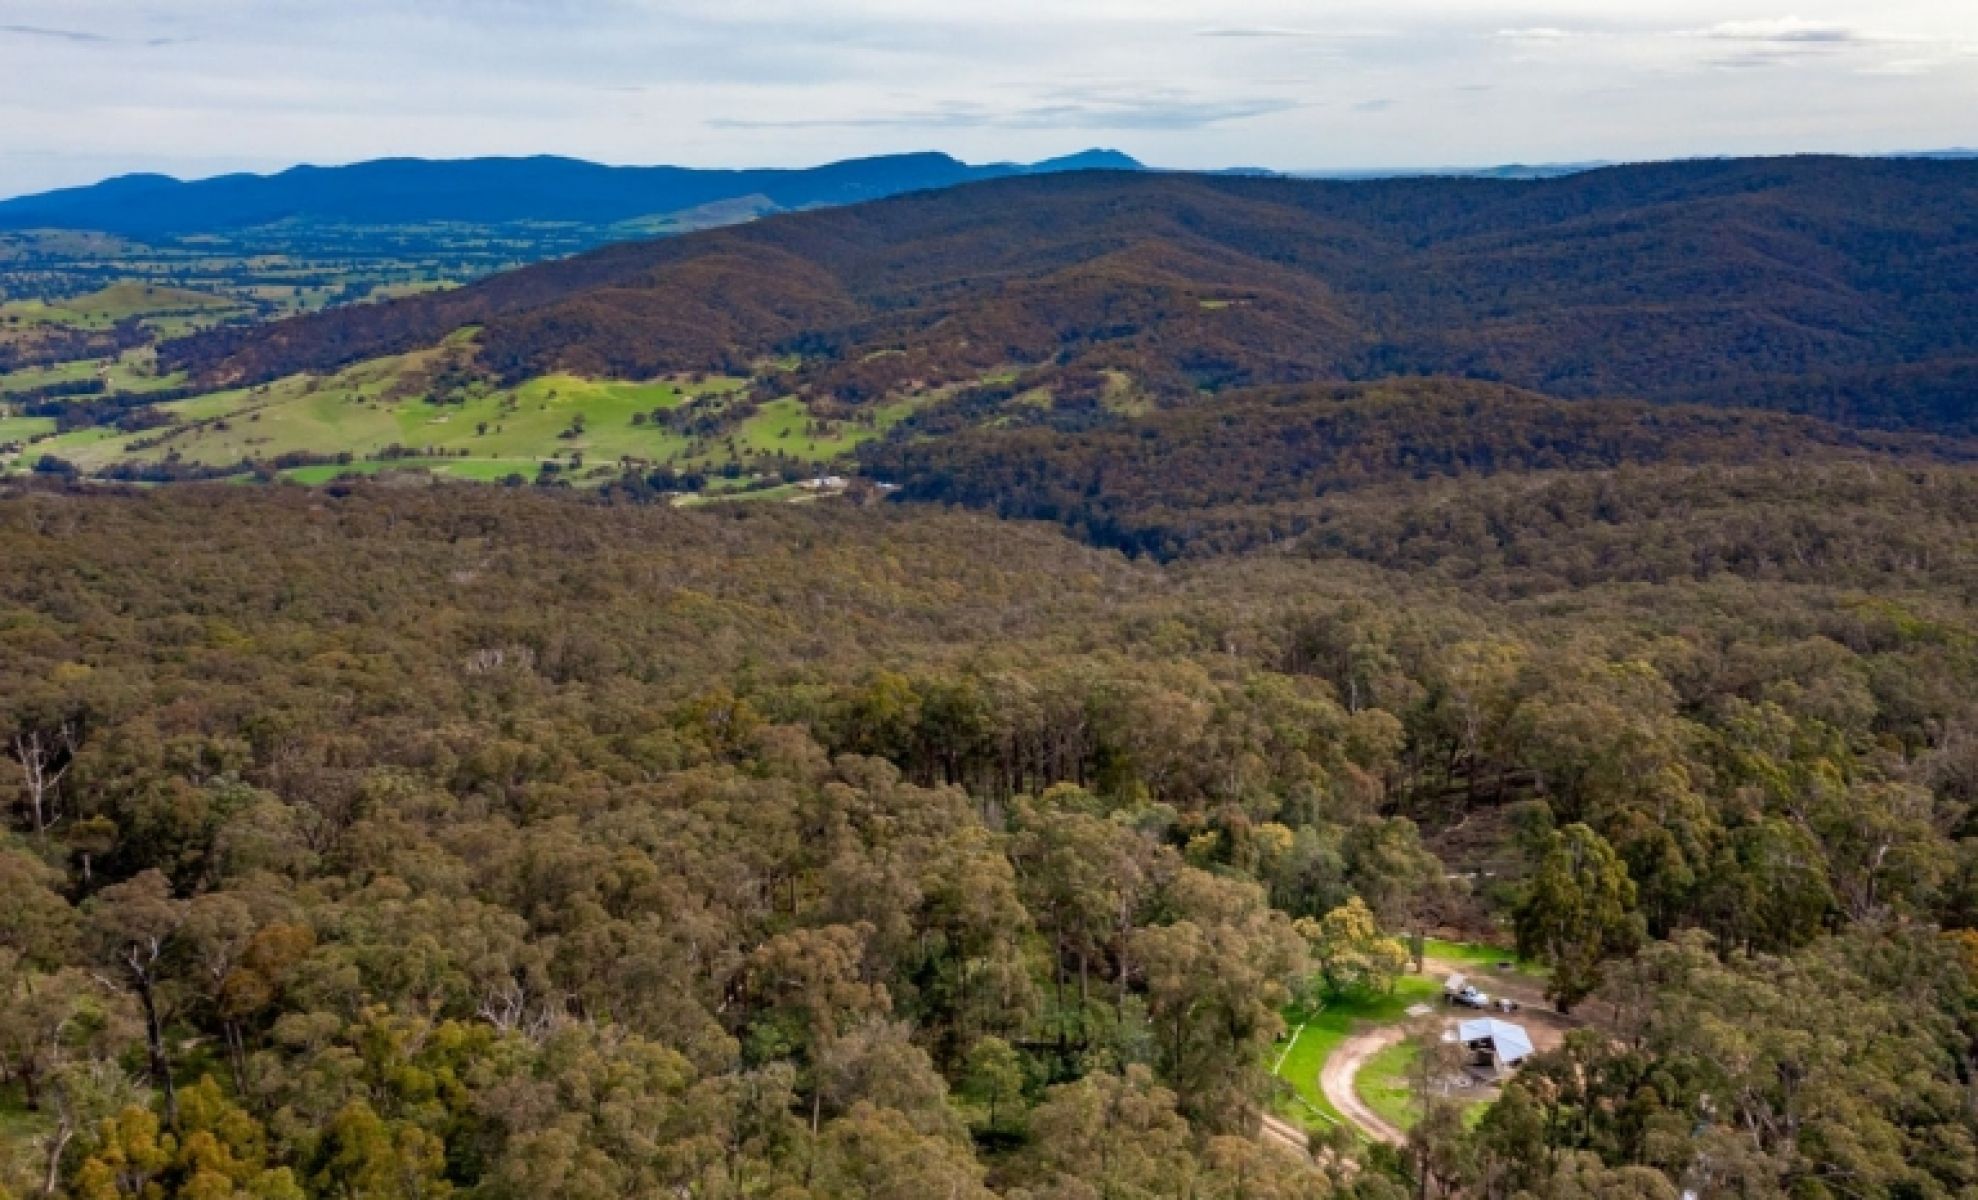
[1692,18,1865,44]
[709,87,1302,132]
[0,23,112,43]
[1353,98,1393,113]
[4,0,1976,194]
[1674,15,1893,69]
[0,22,186,47]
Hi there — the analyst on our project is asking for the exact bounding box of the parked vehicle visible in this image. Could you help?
[1452,984,1491,1008]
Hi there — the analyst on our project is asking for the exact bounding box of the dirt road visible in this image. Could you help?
[1258,1113,1312,1155]
[1318,957,1578,1146]
[1320,1023,1410,1146]
[1422,955,1556,1012]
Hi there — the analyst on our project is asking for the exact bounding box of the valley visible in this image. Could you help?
[7,156,1978,502]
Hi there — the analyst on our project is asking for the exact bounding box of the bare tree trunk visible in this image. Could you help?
[134,973,177,1125]
[40,1122,72,1198]
[225,1020,248,1095]
[11,727,76,836]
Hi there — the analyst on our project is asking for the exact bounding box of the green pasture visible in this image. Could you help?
[0,349,186,398]
[0,282,246,330]
[0,415,57,442]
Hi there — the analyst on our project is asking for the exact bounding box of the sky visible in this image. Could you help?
[1,0,1974,197]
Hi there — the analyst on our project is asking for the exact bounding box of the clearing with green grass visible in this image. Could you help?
[1270,973,1440,1131]
[0,282,250,330]
[15,344,926,489]
[1269,939,1545,1139]
[1353,1038,1492,1134]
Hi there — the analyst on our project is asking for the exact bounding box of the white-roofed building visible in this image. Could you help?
[1457,1018,1536,1078]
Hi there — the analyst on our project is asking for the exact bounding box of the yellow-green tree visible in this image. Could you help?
[1298,897,1408,999]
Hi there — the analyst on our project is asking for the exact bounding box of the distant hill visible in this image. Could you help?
[1294,162,1608,181]
[0,150,1144,237]
[167,155,1978,435]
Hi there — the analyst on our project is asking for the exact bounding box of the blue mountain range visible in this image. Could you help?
[0,149,1144,236]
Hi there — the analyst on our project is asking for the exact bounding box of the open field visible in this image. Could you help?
[733,394,923,460]
[0,415,56,442]
[0,348,187,396]
[1422,938,1545,976]
[11,346,921,487]
[0,281,249,330]
[3,329,983,491]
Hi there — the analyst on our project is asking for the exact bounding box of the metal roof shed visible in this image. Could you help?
[1458,1018,1536,1067]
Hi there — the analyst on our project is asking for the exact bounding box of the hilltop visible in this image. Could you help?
[165,156,1978,436]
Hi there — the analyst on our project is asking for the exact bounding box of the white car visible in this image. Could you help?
[1452,985,1491,1008]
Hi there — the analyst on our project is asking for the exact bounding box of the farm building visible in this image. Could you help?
[1456,1018,1535,1079]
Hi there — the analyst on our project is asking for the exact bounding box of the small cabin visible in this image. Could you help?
[1457,1018,1535,1079]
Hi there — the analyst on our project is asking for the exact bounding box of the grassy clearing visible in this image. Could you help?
[0,282,247,330]
[0,348,186,398]
[280,457,544,485]
[21,343,918,489]
[1270,972,1440,1131]
[1270,937,1530,1136]
[0,1096,53,1181]
[0,358,100,395]
[0,415,57,442]
[1099,370,1152,416]
[33,355,751,478]
[733,393,927,458]
[680,481,811,506]
[1358,1039,1422,1131]
[1423,938,1547,978]
[1356,1039,1492,1133]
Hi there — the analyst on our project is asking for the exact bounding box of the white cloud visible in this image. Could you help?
[1690,17,1865,44]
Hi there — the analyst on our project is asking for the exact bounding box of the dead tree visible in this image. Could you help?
[8,719,81,836]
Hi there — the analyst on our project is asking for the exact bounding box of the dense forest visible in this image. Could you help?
[166,157,1978,434]
[862,379,1975,559]
[2,471,1974,1199]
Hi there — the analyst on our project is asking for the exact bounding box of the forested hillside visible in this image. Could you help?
[167,157,1978,434]
[863,379,1975,558]
[5,149,1978,1200]
[2,477,1974,1199]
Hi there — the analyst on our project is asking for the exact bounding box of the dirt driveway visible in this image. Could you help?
[1320,1023,1411,1145]
[1319,959,1581,1145]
